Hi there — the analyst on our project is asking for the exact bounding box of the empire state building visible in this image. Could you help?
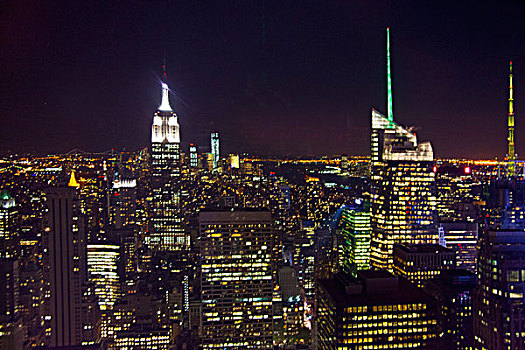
[149,82,187,250]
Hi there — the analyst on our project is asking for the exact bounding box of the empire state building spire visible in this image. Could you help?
[159,82,173,112]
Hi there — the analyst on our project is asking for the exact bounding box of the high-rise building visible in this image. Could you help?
[339,200,371,276]
[425,269,476,349]
[0,190,18,259]
[189,143,198,168]
[474,229,525,349]
[370,29,437,271]
[113,327,170,350]
[87,244,119,339]
[87,244,120,310]
[42,186,85,346]
[210,132,219,171]
[150,81,187,250]
[229,154,240,169]
[439,221,478,272]
[315,271,439,349]
[199,210,273,349]
[110,178,137,229]
[0,259,19,322]
[392,244,456,287]
[18,262,44,348]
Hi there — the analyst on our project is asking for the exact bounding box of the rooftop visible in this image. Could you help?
[319,271,434,308]
[394,243,453,254]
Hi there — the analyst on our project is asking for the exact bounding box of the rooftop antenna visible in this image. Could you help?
[162,57,168,81]
[387,27,394,124]
[508,61,516,177]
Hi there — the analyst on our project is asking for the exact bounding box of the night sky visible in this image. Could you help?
[2,1,525,158]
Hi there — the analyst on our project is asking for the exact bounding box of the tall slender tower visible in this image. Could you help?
[371,28,395,163]
[508,61,516,177]
[211,132,220,171]
[149,76,187,251]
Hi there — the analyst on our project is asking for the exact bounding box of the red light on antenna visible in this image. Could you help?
[432,166,437,173]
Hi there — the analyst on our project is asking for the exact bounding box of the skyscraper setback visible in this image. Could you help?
[370,28,438,271]
[149,81,187,251]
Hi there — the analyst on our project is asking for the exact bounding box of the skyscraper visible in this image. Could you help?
[370,29,438,271]
[42,186,85,346]
[87,244,119,339]
[339,200,371,276]
[189,143,198,168]
[149,81,187,250]
[439,221,478,272]
[87,244,120,310]
[110,178,137,229]
[0,190,18,259]
[199,210,274,349]
[210,132,219,171]
[474,229,525,349]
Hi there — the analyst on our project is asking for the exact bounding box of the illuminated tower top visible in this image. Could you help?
[158,82,173,112]
[387,27,394,123]
[68,170,79,188]
[508,61,516,177]
[151,81,179,143]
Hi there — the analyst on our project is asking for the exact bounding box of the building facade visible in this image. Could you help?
[339,200,371,276]
[439,221,478,272]
[370,110,438,271]
[392,244,456,288]
[43,186,85,346]
[474,230,525,350]
[315,270,439,349]
[0,190,18,259]
[210,132,219,171]
[199,210,274,349]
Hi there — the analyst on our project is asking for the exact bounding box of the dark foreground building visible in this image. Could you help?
[315,270,439,349]
[474,230,525,350]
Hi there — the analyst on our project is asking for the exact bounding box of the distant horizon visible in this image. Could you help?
[0,147,512,162]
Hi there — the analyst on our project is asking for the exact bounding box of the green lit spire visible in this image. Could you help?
[0,190,11,200]
[387,27,394,123]
[508,61,516,177]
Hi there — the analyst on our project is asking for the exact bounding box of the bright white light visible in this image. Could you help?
[158,83,173,111]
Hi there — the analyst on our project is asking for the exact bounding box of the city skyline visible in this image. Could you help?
[2,1,525,158]
[6,3,525,348]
